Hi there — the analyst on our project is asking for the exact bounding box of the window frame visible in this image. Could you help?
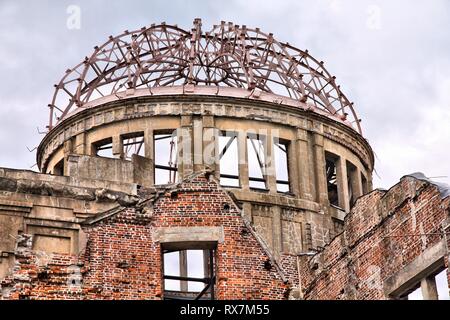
[162,244,217,301]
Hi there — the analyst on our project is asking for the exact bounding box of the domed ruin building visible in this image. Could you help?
[0,19,448,300]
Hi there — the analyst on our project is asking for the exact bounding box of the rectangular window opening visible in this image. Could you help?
[274,139,290,193]
[325,153,339,207]
[407,285,423,300]
[122,133,145,160]
[162,247,216,300]
[154,131,178,185]
[219,131,239,187]
[247,134,267,190]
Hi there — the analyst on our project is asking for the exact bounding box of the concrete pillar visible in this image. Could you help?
[337,157,350,212]
[202,115,218,176]
[296,129,313,200]
[179,250,188,292]
[238,130,249,190]
[213,129,221,180]
[112,135,123,159]
[367,171,374,192]
[287,139,299,196]
[144,129,155,185]
[63,139,73,176]
[74,132,86,155]
[242,202,252,221]
[265,131,277,194]
[89,139,97,156]
[352,167,363,199]
[203,250,210,278]
[361,172,369,195]
[312,133,328,208]
[179,115,193,179]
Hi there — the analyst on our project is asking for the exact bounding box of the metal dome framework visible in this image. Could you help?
[48,19,362,133]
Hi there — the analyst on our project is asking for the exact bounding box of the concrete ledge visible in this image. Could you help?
[0,199,32,214]
[154,226,225,250]
[384,239,447,298]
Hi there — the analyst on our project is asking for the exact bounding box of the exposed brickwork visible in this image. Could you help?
[298,177,450,300]
[0,234,84,300]
[1,173,289,300]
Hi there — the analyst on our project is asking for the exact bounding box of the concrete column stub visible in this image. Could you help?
[112,135,123,159]
[272,206,282,260]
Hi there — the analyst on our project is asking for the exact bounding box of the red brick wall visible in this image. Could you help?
[299,177,450,300]
[0,234,84,300]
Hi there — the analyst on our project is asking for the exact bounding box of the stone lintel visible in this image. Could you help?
[154,226,225,250]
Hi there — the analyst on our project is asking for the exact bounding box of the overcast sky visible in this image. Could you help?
[0,0,449,189]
